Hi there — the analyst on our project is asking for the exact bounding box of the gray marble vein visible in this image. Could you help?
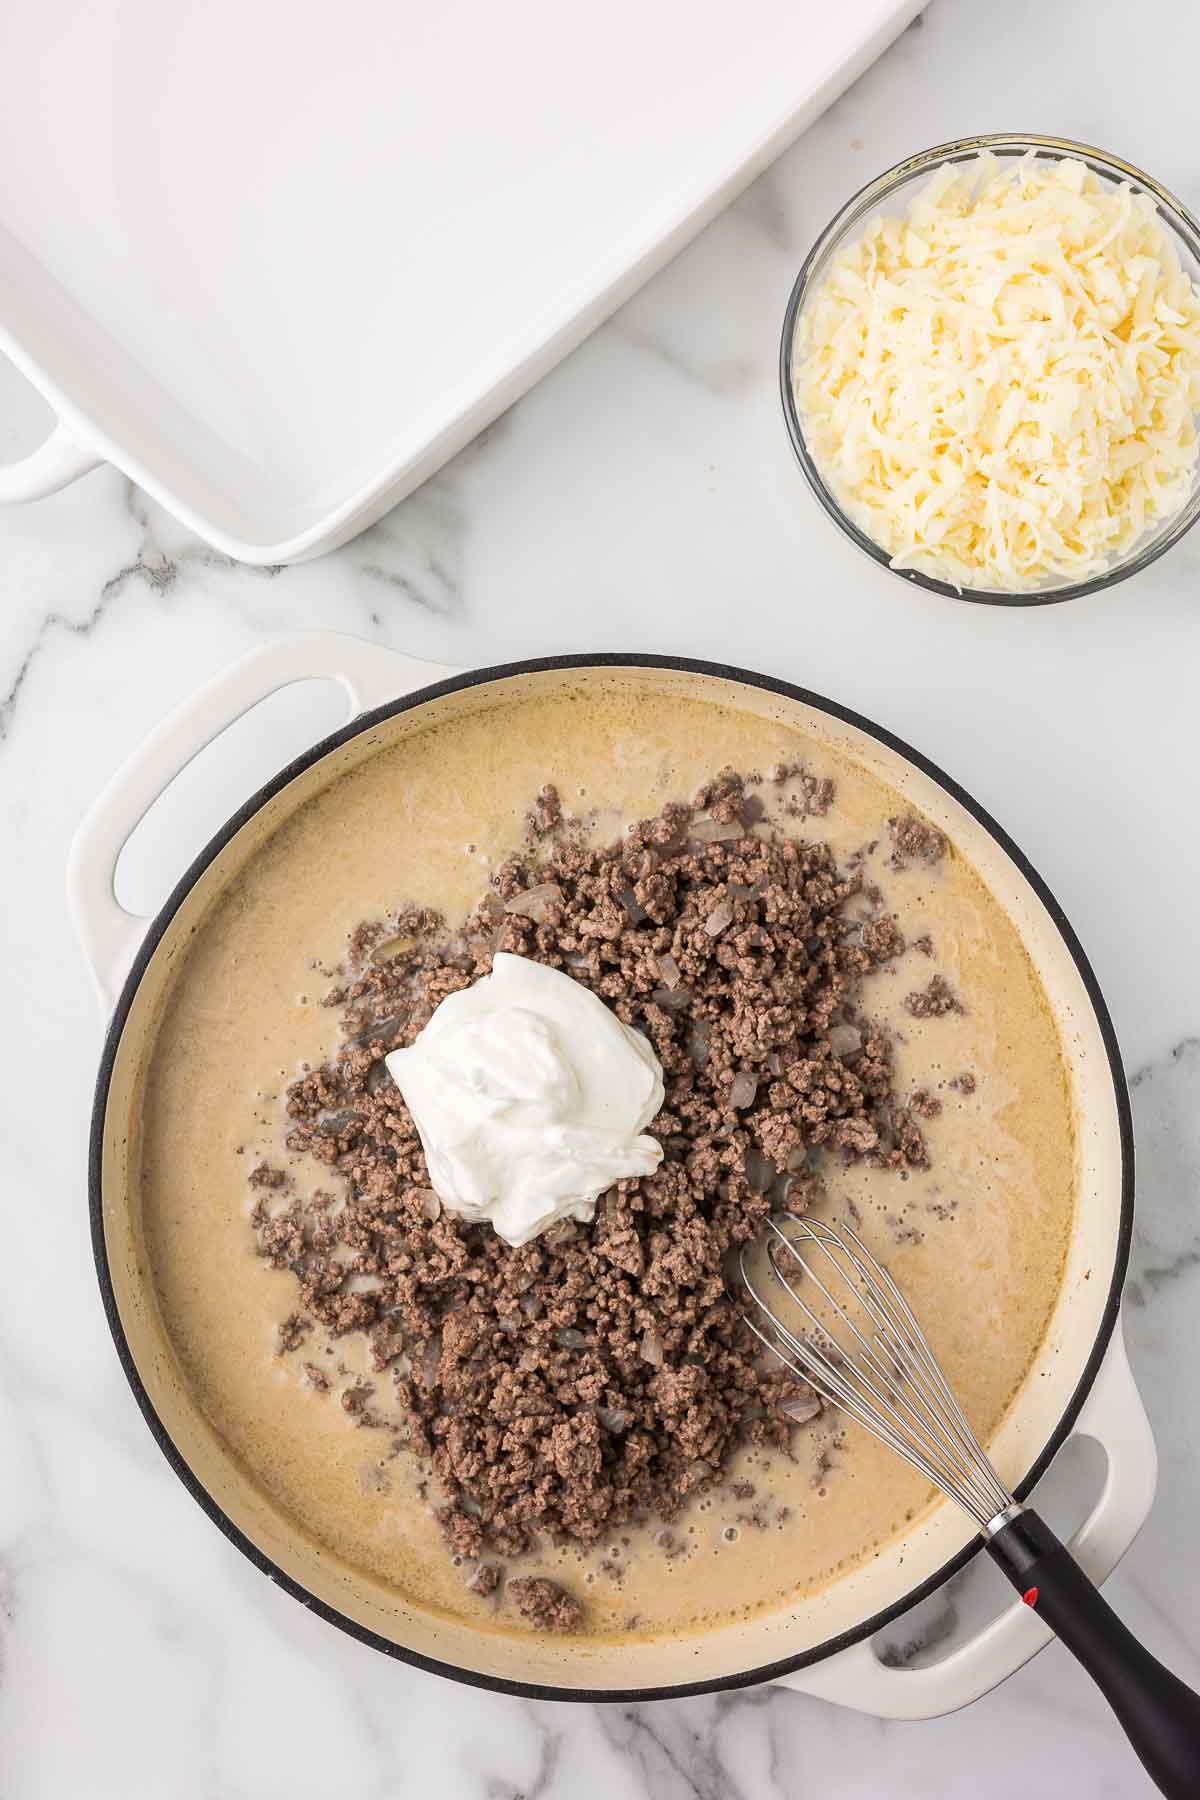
[0,592,115,743]
[351,480,468,621]
[731,167,796,256]
[608,319,760,400]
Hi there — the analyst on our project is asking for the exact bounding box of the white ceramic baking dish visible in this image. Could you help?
[0,0,921,563]
[71,634,1149,1712]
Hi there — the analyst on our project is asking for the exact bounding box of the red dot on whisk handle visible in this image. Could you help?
[1022,1587,1040,1607]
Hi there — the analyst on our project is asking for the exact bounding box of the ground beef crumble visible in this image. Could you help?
[508,1575,583,1632]
[860,915,905,962]
[526,783,563,839]
[249,1162,286,1189]
[887,815,947,869]
[258,770,939,1578]
[466,1561,501,1598]
[906,974,963,1018]
[276,1312,309,1354]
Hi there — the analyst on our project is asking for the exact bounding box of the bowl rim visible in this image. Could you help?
[779,131,1200,607]
[88,651,1135,1702]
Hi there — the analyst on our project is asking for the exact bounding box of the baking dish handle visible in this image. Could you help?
[0,420,103,501]
[67,631,458,1008]
[773,1320,1156,1719]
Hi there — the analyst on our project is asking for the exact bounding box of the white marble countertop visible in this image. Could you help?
[2,0,1199,1793]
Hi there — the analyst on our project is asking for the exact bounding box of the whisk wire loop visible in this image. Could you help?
[737,1214,1200,1795]
[779,1220,1011,1518]
[736,1215,1013,1530]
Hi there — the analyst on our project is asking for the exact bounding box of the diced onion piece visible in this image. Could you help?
[745,1147,777,1192]
[690,817,745,843]
[656,952,683,989]
[504,882,563,918]
[828,1024,863,1059]
[415,1187,442,1221]
[729,1071,759,1110]
[705,900,735,937]
[420,1336,442,1389]
[649,986,691,1011]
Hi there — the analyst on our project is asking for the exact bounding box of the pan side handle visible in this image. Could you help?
[67,631,459,1008]
[773,1322,1155,1719]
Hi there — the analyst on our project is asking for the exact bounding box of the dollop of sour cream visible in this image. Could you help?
[385,952,664,1247]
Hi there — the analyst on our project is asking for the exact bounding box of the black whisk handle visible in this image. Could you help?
[988,1509,1200,1798]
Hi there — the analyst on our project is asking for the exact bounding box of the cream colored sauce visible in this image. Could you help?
[138,686,1074,1642]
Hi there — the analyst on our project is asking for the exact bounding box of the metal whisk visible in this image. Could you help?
[734,1214,1200,1800]
[739,1216,1016,1533]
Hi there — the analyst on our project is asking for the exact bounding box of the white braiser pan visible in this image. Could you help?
[72,633,1146,1713]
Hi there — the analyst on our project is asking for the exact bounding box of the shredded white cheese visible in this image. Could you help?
[793,155,1200,591]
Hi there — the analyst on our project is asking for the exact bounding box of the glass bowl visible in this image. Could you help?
[779,133,1200,607]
